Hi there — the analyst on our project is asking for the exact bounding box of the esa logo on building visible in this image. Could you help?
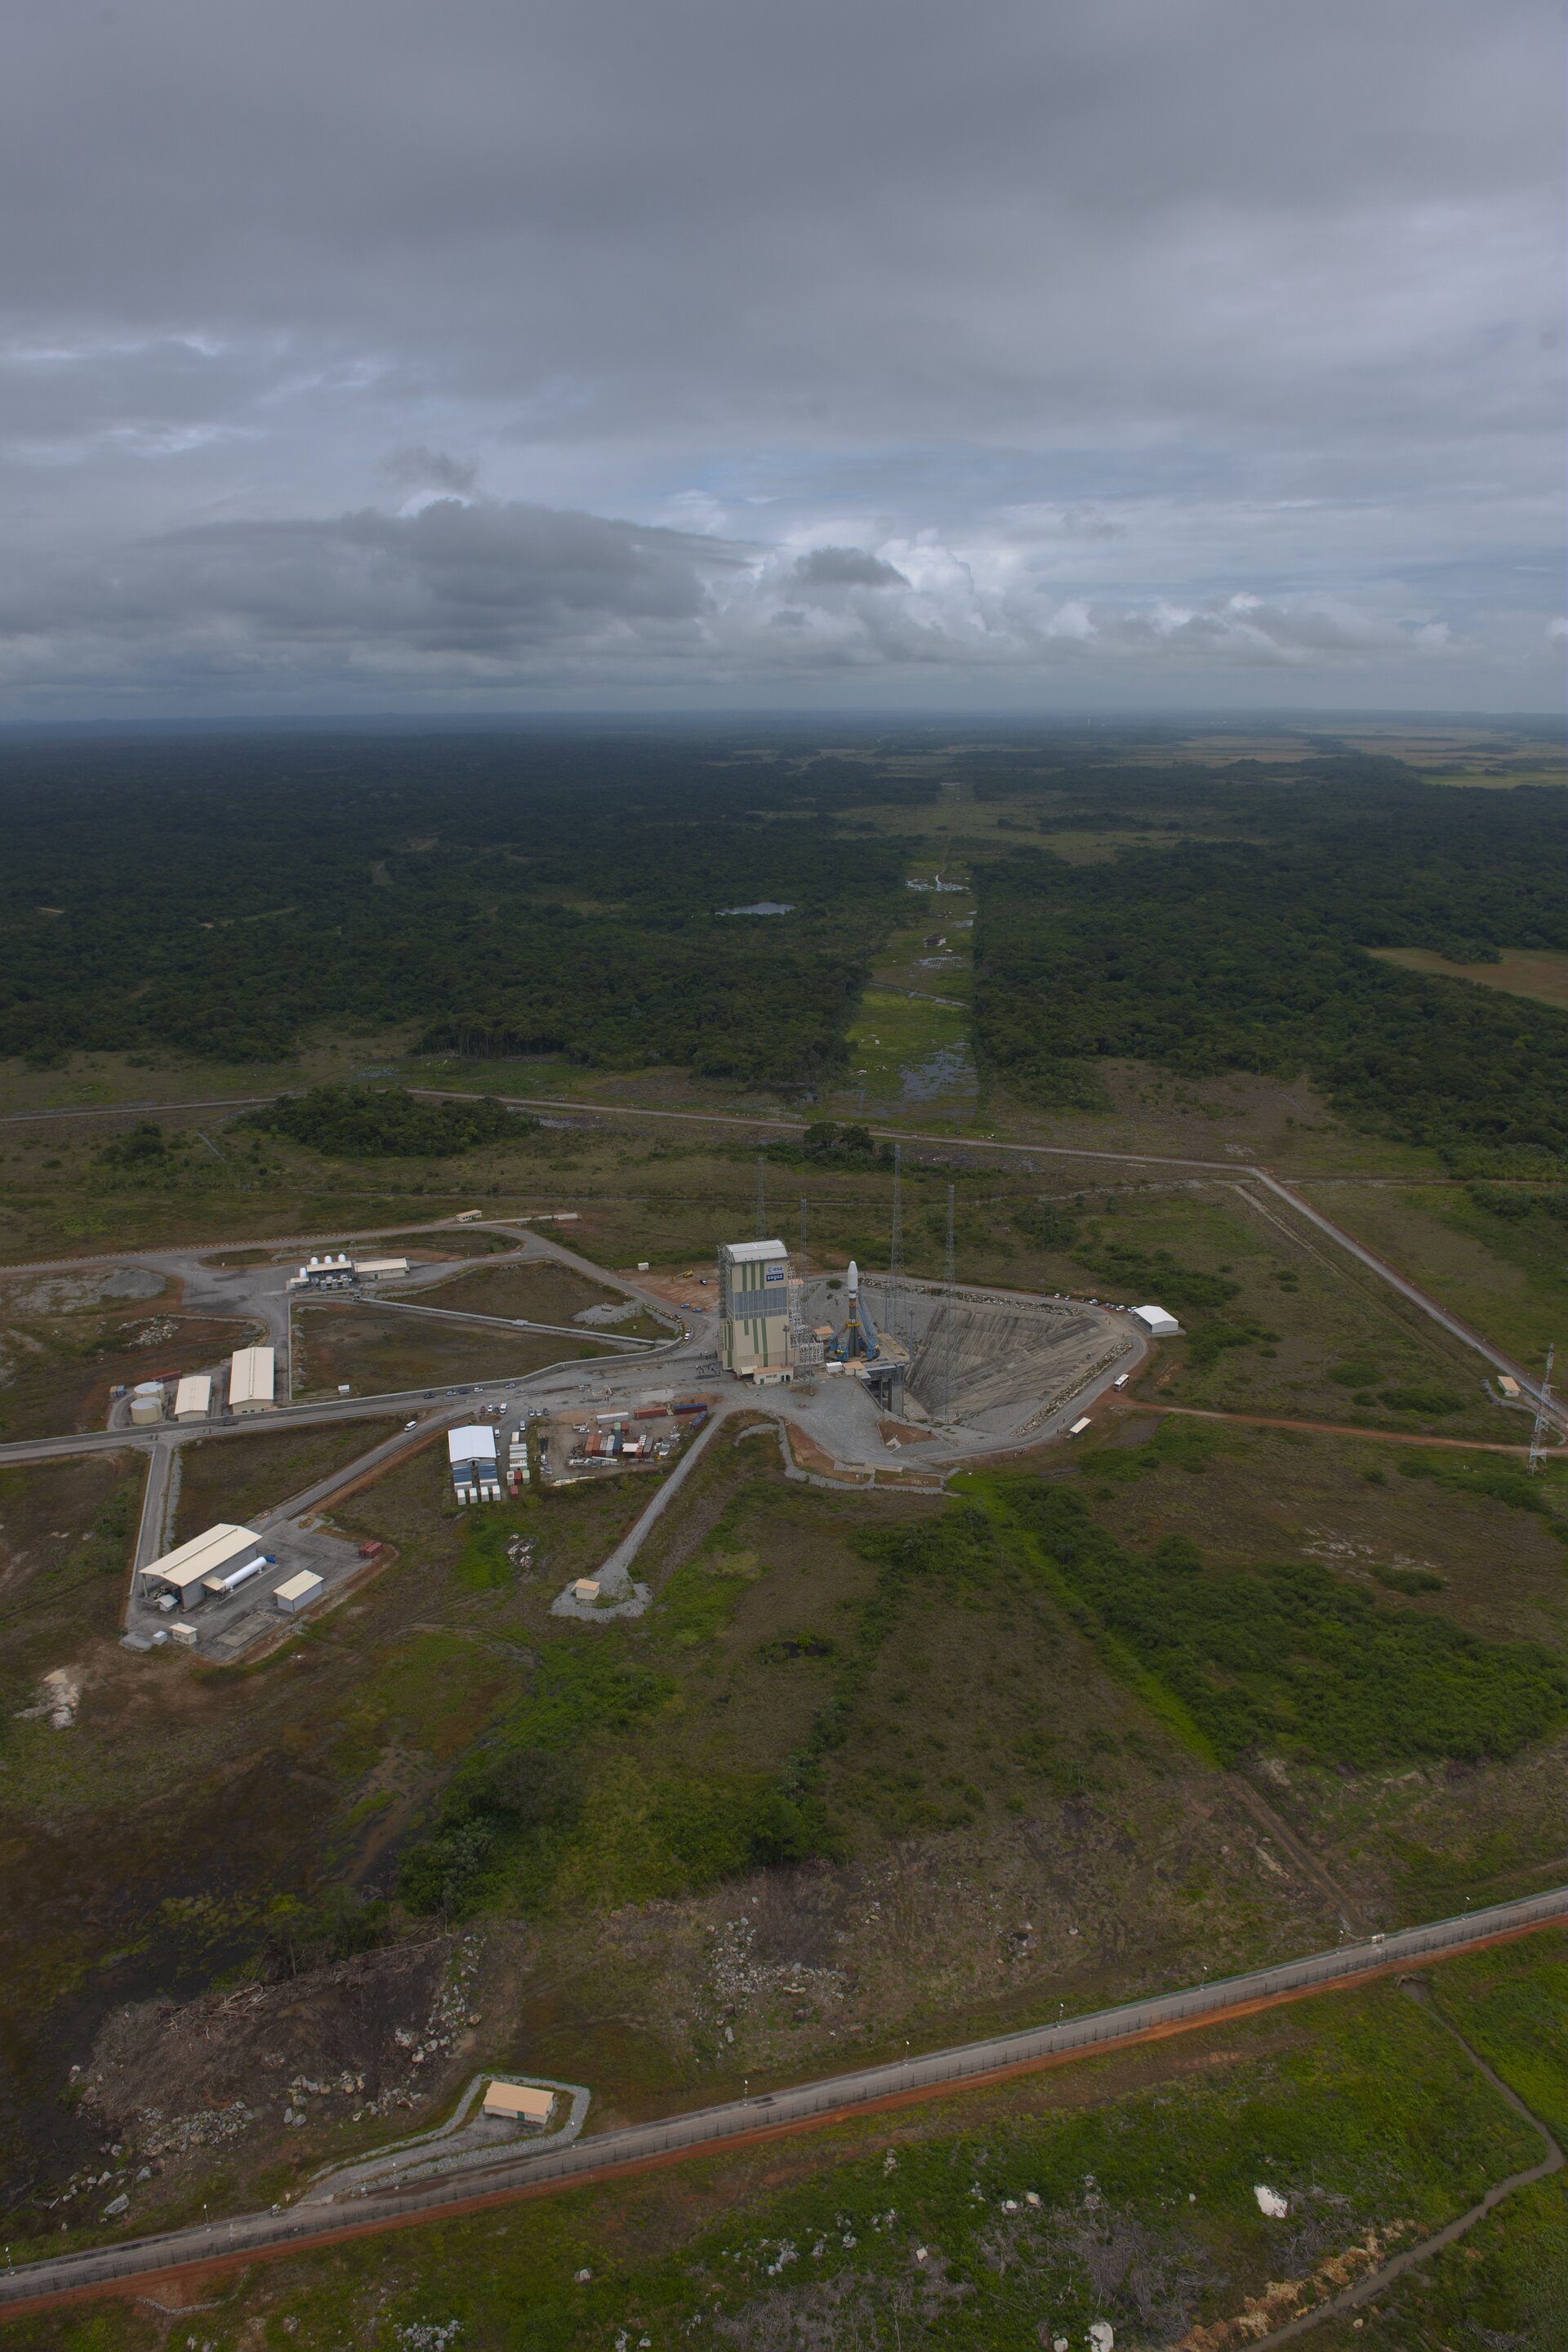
[764,1264,786,1282]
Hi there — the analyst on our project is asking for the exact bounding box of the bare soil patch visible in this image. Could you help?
[81,1935,458,2164]
[1368,943,1568,1012]
[0,1311,260,1440]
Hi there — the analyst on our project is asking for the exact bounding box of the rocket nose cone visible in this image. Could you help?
[848,1259,859,1290]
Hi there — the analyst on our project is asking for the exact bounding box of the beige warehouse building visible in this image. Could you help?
[229,1344,276,1413]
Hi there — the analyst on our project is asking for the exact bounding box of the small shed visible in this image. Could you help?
[482,2081,555,2127]
[174,1374,212,1423]
[274,1570,323,1615]
[572,1579,600,1602]
[1132,1304,1181,1338]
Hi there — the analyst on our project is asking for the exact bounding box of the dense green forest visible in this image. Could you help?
[973,777,1568,1166]
[1008,1482,1568,1769]
[3,727,1567,1160]
[239,1085,535,1157]
[0,732,920,1081]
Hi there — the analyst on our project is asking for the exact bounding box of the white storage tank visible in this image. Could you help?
[129,1383,165,1427]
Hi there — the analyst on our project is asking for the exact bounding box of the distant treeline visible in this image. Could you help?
[973,773,1568,1168]
[6,731,1568,1157]
[239,1085,535,1158]
[0,734,915,1082]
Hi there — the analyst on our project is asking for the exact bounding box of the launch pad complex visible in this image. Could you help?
[718,1238,909,1405]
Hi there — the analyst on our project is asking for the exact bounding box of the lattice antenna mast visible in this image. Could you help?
[1528,1343,1557,1473]
[887,1143,902,1346]
[755,1152,767,1241]
[941,1183,956,1424]
[799,1195,808,1270]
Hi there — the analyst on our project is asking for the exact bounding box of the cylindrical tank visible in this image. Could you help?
[129,1393,163,1425]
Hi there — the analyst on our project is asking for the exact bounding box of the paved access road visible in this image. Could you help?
[2,1885,1562,2319]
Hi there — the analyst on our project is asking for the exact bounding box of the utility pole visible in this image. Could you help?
[1528,1343,1557,1472]
[888,1143,902,1345]
[942,1183,956,1424]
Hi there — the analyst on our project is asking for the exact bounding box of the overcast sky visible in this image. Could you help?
[3,0,1562,716]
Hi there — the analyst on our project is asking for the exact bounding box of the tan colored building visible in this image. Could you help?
[173,1373,212,1423]
[719,1238,794,1381]
[140,1521,261,1609]
[482,2080,555,2126]
[229,1344,275,1414]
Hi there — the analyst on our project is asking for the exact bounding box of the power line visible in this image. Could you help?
[942,1183,956,1424]
[1528,1342,1557,1473]
[888,1142,902,1346]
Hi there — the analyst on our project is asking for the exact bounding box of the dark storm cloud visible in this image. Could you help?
[792,549,911,592]
[0,0,1561,709]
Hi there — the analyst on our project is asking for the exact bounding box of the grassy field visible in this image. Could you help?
[840,986,974,1117]
[10,1405,1568,2241]
[996,1176,1513,1441]
[6,1951,1561,2352]
[1018,1417,1568,1920]
[1298,1177,1568,1375]
[1305,1932,1568,2349]
[1368,941,1568,1009]
[172,1419,403,1542]
[407,1256,670,1339]
[0,1304,259,1440]
[290,1301,612,1400]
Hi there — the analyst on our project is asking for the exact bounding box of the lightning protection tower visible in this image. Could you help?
[940,1183,956,1424]
[886,1143,902,1347]
[1528,1343,1557,1473]
[755,1151,767,1241]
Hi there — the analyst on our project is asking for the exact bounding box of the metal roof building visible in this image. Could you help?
[448,1423,501,1503]
[1132,1304,1181,1338]
[229,1345,275,1414]
[173,1373,212,1423]
[140,1521,261,1608]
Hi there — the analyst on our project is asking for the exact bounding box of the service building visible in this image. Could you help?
[718,1238,793,1380]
